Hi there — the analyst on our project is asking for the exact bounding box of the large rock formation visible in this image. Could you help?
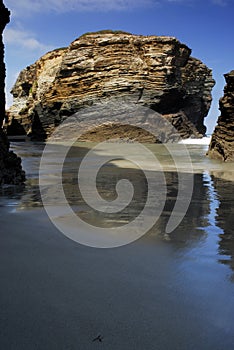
[208,71,234,161]
[0,1,25,185]
[6,31,215,141]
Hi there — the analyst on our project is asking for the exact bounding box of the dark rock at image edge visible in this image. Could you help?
[0,1,25,185]
[208,70,234,162]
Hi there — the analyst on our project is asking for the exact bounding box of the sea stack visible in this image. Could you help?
[6,31,215,141]
[0,1,25,184]
[208,70,234,162]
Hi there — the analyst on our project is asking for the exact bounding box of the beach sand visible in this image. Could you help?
[1,206,234,350]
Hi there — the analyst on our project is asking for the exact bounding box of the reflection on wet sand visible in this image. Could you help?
[212,176,234,279]
[0,141,234,350]
[1,141,233,277]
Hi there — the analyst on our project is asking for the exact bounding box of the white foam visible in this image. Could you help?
[179,136,211,145]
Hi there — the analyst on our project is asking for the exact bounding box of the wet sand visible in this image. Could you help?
[1,207,234,350]
[1,141,234,349]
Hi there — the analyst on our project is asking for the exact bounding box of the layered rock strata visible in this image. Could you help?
[208,71,234,161]
[0,1,25,185]
[6,31,215,141]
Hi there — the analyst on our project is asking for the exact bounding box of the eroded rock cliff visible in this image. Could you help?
[6,31,215,141]
[208,71,234,161]
[0,1,25,185]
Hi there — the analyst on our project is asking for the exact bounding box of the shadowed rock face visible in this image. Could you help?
[208,70,234,161]
[6,32,215,140]
[0,0,10,127]
[0,1,25,185]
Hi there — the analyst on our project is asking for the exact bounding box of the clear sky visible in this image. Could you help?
[3,0,234,134]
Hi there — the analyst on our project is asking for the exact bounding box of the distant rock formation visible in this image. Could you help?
[0,1,25,185]
[6,31,215,141]
[208,70,234,161]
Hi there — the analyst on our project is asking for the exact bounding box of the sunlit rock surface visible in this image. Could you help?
[6,31,215,141]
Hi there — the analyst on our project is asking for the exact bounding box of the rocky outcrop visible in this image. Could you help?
[208,71,234,161]
[0,1,25,185]
[6,31,215,140]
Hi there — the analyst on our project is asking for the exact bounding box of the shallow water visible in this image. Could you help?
[0,140,234,349]
[3,141,234,274]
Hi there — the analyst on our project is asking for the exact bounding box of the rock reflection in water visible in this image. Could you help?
[3,141,234,278]
[152,172,210,245]
[212,176,234,279]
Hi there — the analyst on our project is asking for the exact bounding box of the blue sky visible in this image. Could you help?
[3,0,234,133]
